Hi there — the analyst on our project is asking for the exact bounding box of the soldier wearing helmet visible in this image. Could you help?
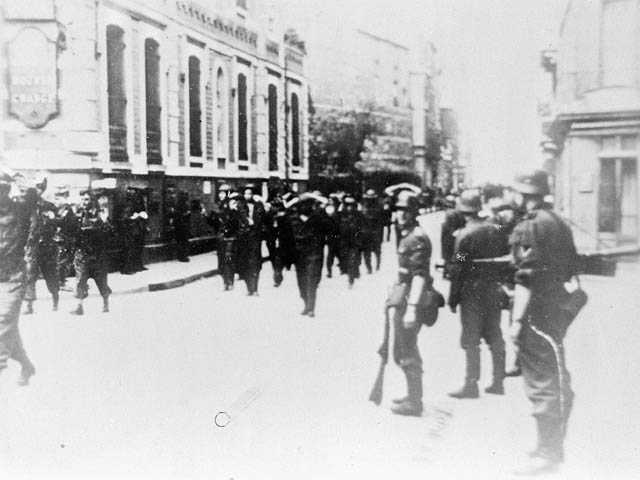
[447,189,510,400]
[509,170,578,475]
[385,189,435,416]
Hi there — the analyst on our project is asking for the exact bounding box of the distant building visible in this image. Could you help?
[0,0,308,246]
[541,0,639,252]
[263,0,444,190]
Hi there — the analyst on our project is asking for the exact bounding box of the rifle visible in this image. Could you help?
[369,306,391,406]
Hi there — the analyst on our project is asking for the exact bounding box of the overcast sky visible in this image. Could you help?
[278,0,569,184]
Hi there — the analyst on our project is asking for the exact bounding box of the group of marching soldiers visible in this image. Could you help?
[208,183,396,317]
[381,170,581,475]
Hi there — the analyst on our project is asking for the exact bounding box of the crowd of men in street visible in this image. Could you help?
[1,160,582,476]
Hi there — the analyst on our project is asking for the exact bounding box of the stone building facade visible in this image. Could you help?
[541,0,640,252]
[0,0,308,245]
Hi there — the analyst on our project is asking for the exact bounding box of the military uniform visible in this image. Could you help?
[0,181,37,383]
[510,206,577,463]
[440,209,466,272]
[56,204,78,287]
[217,202,244,290]
[448,219,510,397]
[324,200,342,278]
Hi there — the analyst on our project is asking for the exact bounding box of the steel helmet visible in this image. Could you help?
[456,189,482,214]
[513,169,550,196]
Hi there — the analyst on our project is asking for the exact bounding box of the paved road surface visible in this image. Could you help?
[1,212,639,479]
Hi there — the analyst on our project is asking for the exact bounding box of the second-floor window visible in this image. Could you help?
[145,38,161,165]
[238,73,248,161]
[291,92,301,167]
[188,55,202,158]
[268,84,278,171]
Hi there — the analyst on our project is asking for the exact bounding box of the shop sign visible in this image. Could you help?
[7,27,59,129]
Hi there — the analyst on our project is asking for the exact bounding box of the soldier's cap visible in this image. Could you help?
[456,189,482,214]
[343,195,357,205]
[513,169,550,196]
[243,183,257,192]
[363,188,378,199]
[228,192,242,200]
[218,183,231,192]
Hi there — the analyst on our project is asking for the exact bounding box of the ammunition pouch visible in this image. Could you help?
[385,281,444,327]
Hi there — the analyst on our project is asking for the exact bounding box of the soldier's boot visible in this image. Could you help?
[52,293,59,312]
[17,360,36,387]
[485,347,506,395]
[375,253,381,271]
[102,296,110,313]
[515,418,564,476]
[23,301,34,315]
[449,348,480,399]
[391,367,423,417]
[70,303,84,316]
[306,288,317,318]
[274,270,283,287]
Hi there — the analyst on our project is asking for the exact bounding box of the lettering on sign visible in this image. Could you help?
[175,0,258,51]
[8,27,59,128]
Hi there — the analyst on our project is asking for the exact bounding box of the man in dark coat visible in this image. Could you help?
[324,194,342,278]
[0,165,37,385]
[55,188,77,290]
[338,195,364,288]
[23,187,61,314]
[361,189,385,273]
[239,184,266,296]
[509,170,578,475]
[264,196,287,287]
[287,194,327,317]
[172,190,191,263]
[70,191,112,315]
[447,189,510,399]
[217,192,245,291]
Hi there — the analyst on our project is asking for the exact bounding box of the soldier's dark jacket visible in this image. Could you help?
[75,207,111,262]
[510,207,578,335]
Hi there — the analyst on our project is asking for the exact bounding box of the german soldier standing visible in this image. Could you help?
[509,170,577,475]
[70,191,112,315]
[447,189,510,399]
[55,188,77,290]
[387,190,437,416]
[0,165,37,385]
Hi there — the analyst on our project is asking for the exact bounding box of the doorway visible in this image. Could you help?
[598,157,638,244]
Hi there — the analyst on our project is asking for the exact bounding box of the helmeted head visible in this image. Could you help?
[343,195,357,211]
[218,183,231,202]
[456,189,482,215]
[513,169,550,197]
[395,190,419,228]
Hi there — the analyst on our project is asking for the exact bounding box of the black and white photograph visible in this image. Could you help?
[1,0,639,478]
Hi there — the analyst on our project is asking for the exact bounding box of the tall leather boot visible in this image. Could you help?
[449,347,480,399]
[515,417,563,475]
[485,347,505,395]
[391,367,423,417]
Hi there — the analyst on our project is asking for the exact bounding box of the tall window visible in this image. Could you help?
[216,67,226,164]
[188,55,202,157]
[602,0,635,86]
[106,25,128,162]
[236,0,247,9]
[291,93,300,167]
[268,84,278,171]
[145,38,161,164]
[237,73,248,161]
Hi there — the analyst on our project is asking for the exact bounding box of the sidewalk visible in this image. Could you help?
[33,251,219,299]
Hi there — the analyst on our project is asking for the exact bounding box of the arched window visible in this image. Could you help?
[237,73,248,160]
[268,84,278,171]
[106,25,128,162]
[215,67,226,158]
[291,93,300,167]
[188,55,202,157]
[145,38,161,164]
